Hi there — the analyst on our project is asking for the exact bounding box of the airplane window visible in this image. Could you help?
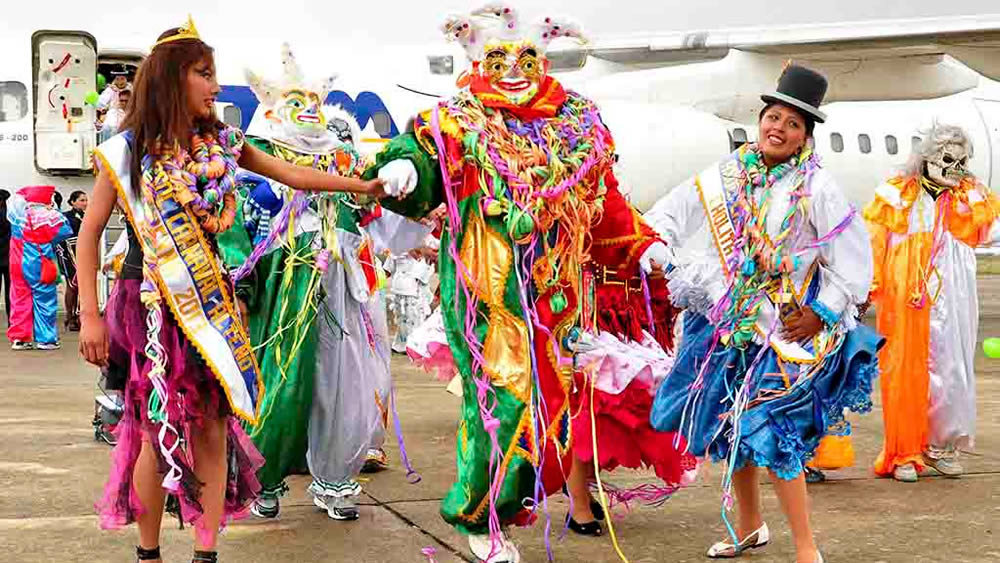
[0,81,29,122]
[858,134,872,154]
[428,55,454,76]
[372,111,393,137]
[885,135,898,155]
[222,105,242,130]
[830,132,844,153]
[731,128,748,151]
[911,136,922,150]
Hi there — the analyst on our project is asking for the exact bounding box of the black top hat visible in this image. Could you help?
[761,64,828,123]
[110,64,129,76]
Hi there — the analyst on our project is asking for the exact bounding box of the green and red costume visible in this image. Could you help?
[366,76,662,534]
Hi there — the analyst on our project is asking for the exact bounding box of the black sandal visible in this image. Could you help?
[567,516,603,537]
[136,546,161,561]
[192,550,218,563]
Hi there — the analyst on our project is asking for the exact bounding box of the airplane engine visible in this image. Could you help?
[594,100,734,212]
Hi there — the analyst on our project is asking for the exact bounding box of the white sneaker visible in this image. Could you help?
[36,342,61,351]
[923,455,963,477]
[11,341,33,351]
[250,496,279,519]
[893,463,919,482]
[312,493,359,520]
[468,533,520,563]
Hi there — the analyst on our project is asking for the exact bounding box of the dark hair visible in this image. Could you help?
[69,190,87,204]
[759,103,816,137]
[120,28,222,196]
[0,189,9,203]
[53,191,63,208]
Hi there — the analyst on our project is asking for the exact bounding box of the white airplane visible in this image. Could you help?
[3,10,1000,217]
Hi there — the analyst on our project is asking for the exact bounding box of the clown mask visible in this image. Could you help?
[481,41,545,105]
[926,142,970,188]
[245,43,342,154]
[274,89,327,139]
[443,4,586,106]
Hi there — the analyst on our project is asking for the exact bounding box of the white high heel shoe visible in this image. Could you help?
[706,522,770,558]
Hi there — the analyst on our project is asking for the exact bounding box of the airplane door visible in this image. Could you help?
[31,30,98,175]
[973,99,1000,188]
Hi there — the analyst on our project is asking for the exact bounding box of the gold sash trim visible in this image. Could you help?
[95,133,263,422]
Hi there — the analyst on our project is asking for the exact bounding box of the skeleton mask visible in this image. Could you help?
[926,142,970,188]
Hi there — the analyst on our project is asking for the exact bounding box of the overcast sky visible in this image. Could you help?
[18,0,1000,46]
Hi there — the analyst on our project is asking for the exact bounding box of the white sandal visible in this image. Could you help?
[706,522,770,558]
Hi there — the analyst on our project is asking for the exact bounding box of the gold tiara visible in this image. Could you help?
[153,15,201,48]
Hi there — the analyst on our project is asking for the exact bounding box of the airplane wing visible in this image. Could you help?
[574,14,1000,73]
[558,14,1000,102]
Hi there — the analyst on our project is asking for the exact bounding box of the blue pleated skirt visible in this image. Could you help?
[650,312,883,480]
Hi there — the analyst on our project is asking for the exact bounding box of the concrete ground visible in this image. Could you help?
[1,281,999,562]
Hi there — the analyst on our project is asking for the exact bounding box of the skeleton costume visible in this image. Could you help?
[216,44,427,520]
[867,124,1000,480]
[364,5,677,561]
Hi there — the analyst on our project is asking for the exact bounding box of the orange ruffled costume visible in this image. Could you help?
[865,175,999,475]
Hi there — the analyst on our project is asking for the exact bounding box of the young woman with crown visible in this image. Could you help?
[76,17,383,563]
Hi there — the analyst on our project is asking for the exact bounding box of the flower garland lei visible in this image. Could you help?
[145,126,244,235]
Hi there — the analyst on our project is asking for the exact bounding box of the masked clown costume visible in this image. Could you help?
[217,44,429,521]
[6,185,72,348]
[866,123,1000,481]
[364,5,683,560]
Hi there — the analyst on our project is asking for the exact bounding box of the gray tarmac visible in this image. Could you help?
[1,277,999,562]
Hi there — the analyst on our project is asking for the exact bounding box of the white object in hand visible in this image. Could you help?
[639,241,673,274]
[378,159,419,197]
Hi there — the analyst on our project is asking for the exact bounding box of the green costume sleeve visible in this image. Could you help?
[217,136,276,309]
[363,133,443,219]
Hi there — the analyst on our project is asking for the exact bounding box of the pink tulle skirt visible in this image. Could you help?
[405,309,457,382]
[95,279,263,538]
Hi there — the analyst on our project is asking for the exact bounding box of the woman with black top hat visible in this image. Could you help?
[646,64,883,562]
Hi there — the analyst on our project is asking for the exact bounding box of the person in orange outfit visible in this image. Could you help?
[866,123,999,482]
